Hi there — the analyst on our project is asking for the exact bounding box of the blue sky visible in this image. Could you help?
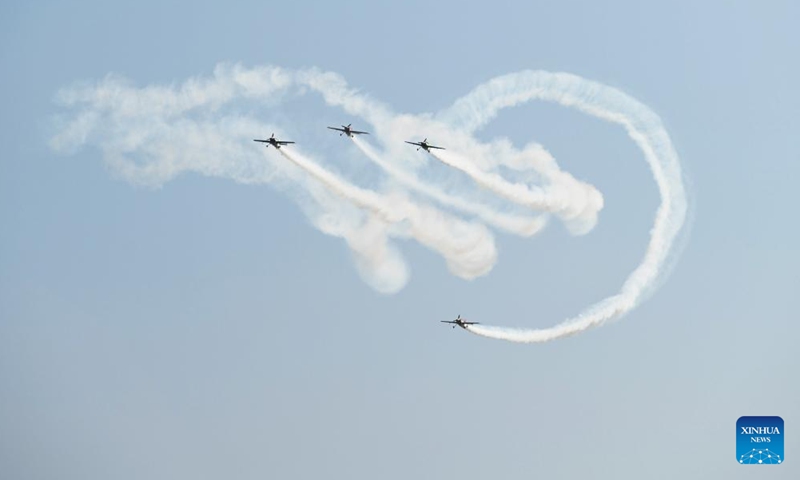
[1,1,798,478]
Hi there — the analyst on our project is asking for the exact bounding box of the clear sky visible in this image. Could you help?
[1,1,798,478]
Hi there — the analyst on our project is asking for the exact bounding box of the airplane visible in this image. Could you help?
[405,138,445,152]
[327,124,369,137]
[441,314,479,330]
[253,133,295,149]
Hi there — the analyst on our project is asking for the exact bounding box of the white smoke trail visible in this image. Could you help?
[438,71,688,343]
[429,149,603,235]
[276,148,497,281]
[351,137,548,236]
[51,64,689,343]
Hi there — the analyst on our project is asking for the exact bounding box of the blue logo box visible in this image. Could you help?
[737,416,783,464]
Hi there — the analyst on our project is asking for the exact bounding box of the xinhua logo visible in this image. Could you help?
[737,416,784,464]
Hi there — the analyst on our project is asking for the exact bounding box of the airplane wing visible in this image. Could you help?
[277,141,295,145]
[351,130,369,135]
[462,321,479,325]
[405,141,422,147]
[428,145,445,150]
[253,139,270,143]
[327,127,345,132]
[440,320,457,324]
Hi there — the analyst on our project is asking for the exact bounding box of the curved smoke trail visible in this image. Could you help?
[439,71,688,342]
[50,64,689,343]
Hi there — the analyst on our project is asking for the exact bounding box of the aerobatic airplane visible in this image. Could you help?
[405,138,445,152]
[327,124,369,137]
[441,314,479,330]
[253,134,295,149]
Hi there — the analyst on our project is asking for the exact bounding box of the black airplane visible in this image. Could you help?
[327,123,369,138]
[441,314,479,330]
[405,138,445,152]
[253,133,295,149]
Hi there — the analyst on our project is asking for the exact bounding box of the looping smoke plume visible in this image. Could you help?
[51,64,688,343]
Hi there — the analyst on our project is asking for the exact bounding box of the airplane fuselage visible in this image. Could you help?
[328,124,368,138]
[441,316,479,330]
[406,138,443,152]
[254,134,294,149]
